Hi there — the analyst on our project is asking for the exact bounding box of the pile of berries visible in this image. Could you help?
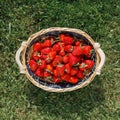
[29,34,95,84]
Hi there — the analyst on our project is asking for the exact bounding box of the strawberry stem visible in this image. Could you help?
[37,59,41,65]
[51,40,60,46]
[73,62,80,67]
[45,69,53,74]
[45,76,53,81]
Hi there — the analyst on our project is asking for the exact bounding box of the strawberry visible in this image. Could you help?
[75,41,81,46]
[72,46,83,56]
[52,55,62,67]
[85,60,94,69]
[33,42,42,51]
[40,54,47,60]
[56,64,65,76]
[53,69,59,77]
[70,68,78,76]
[55,42,65,56]
[59,34,65,42]
[77,71,85,79]
[42,39,52,47]
[83,45,92,57]
[38,60,46,69]
[45,51,56,63]
[69,53,79,66]
[53,76,61,83]
[48,51,56,60]
[58,41,65,48]
[64,45,73,53]
[35,67,44,77]
[32,51,41,61]
[62,55,69,63]
[79,60,94,71]
[65,63,71,74]
[45,64,53,73]
[59,49,65,56]
[29,59,38,71]
[61,74,70,81]
[44,71,51,78]
[60,34,73,45]
[68,77,78,84]
[52,43,61,52]
[41,47,51,55]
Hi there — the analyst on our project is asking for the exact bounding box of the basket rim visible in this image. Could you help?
[22,27,100,92]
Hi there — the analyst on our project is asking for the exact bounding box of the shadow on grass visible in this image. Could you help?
[25,77,105,119]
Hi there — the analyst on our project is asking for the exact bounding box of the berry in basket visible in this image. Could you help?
[29,33,95,84]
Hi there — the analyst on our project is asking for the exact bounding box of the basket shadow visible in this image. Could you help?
[24,76,105,119]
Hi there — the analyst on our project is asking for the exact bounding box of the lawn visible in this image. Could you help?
[0,0,120,120]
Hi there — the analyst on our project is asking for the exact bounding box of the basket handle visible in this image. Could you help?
[15,41,27,74]
[94,43,105,75]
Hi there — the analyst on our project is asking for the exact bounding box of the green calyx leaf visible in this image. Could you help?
[51,40,60,46]
[37,59,42,65]
[80,63,87,68]
[45,76,53,81]
[73,62,80,67]
[45,69,53,74]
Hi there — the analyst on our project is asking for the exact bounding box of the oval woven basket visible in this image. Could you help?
[16,27,105,92]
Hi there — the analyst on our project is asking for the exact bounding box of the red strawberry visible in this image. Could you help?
[70,68,78,76]
[63,55,69,63]
[72,46,83,56]
[77,71,85,79]
[52,43,61,52]
[29,59,38,71]
[65,63,71,74]
[55,42,65,56]
[59,48,65,56]
[35,67,44,77]
[85,60,94,69]
[53,69,59,77]
[59,34,65,42]
[42,39,52,47]
[44,71,51,78]
[32,51,41,61]
[75,41,81,46]
[68,77,78,84]
[58,41,65,48]
[69,53,79,66]
[64,45,73,53]
[61,74,70,81]
[53,76,61,83]
[52,55,62,67]
[45,51,56,63]
[60,34,73,45]
[40,54,47,60]
[38,60,46,69]
[56,64,65,76]
[33,42,42,51]
[41,47,51,55]
[45,64,53,73]
[83,45,92,56]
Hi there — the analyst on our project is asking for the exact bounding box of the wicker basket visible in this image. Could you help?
[15,27,105,92]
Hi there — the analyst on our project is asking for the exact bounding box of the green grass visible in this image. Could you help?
[0,0,120,120]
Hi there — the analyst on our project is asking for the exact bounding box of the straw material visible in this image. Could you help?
[22,27,100,92]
